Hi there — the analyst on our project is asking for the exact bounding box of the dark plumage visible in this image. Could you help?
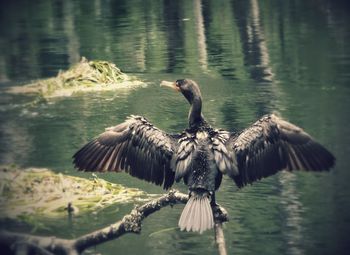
[73,79,335,233]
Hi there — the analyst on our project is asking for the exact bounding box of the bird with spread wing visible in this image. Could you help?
[73,79,335,233]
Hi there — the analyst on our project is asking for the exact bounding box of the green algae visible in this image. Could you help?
[0,166,155,220]
[7,57,146,98]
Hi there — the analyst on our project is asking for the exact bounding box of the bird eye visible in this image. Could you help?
[176,79,185,87]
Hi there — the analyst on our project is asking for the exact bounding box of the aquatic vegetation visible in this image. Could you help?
[0,166,155,220]
[7,57,146,98]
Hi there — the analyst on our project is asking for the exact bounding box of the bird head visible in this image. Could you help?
[160,79,202,104]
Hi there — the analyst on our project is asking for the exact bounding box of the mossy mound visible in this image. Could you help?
[7,57,145,98]
[0,166,154,219]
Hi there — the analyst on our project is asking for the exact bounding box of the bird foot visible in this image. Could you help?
[211,204,229,223]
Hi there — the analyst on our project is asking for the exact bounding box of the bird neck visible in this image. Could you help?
[189,96,204,128]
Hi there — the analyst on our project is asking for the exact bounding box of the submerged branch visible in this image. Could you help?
[0,190,228,255]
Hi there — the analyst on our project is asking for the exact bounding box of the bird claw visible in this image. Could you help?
[212,204,229,223]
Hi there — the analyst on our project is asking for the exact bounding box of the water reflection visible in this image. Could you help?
[232,0,274,82]
[194,0,208,71]
[63,1,80,66]
[1,0,349,83]
[279,172,304,255]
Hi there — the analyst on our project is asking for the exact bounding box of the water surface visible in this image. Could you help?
[0,0,350,254]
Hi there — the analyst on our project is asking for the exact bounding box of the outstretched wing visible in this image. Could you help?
[73,115,177,189]
[227,114,335,188]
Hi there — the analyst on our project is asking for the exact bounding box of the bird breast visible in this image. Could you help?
[196,131,209,140]
[185,143,218,192]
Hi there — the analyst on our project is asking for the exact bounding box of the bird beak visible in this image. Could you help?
[160,80,180,92]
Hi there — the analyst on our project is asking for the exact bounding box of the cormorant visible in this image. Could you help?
[73,79,335,233]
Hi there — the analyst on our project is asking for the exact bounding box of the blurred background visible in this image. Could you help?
[0,0,349,254]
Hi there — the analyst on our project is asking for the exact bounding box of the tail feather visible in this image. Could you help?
[179,197,195,231]
[178,193,214,234]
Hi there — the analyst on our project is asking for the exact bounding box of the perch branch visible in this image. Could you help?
[0,189,228,255]
[213,206,228,255]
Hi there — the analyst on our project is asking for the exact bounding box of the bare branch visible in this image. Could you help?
[0,190,228,255]
[215,222,227,255]
[0,230,76,255]
[11,241,55,255]
[74,190,188,252]
[213,205,229,255]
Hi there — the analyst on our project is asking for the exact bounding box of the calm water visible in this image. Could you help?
[1,0,350,254]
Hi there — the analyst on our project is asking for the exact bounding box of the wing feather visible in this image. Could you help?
[228,114,335,188]
[73,115,177,189]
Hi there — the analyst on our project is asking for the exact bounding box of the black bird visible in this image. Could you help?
[73,79,335,233]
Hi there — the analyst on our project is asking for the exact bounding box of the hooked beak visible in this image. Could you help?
[160,80,180,92]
